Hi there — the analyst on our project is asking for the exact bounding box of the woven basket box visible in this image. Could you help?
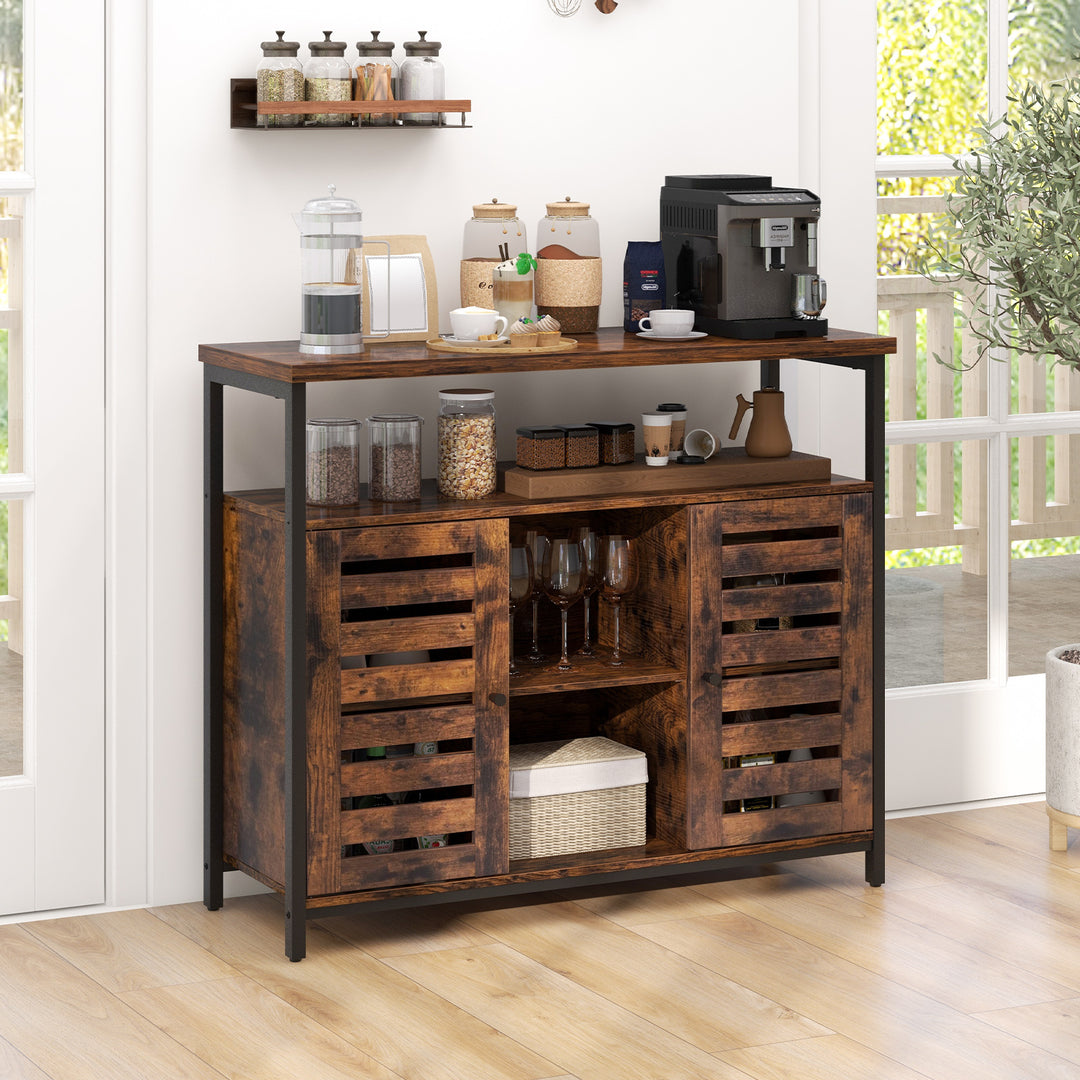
[508,737,648,859]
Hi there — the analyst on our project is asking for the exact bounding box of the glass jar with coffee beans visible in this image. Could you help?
[367,414,423,501]
[306,418,361,505]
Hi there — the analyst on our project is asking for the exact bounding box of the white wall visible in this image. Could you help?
[137,0,877,905]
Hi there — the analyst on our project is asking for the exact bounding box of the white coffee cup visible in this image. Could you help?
[683,428,717,460]
[638,309,695,337]
[449,306,508,341]
[641,412,673,466]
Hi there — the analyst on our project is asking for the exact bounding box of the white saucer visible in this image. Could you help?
[441,335,510,347]
[636,330,708,342]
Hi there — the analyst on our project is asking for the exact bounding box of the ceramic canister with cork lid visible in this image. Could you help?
[536,196,602,333]
[460,199,527,308]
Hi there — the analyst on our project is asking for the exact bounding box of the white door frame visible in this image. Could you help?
[0,0,107,916]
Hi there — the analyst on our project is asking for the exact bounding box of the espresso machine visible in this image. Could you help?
[660,174,827,339]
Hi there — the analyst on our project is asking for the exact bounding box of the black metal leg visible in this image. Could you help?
[203,371,225,910]
[864,355,886,888]
[284,383,308,962]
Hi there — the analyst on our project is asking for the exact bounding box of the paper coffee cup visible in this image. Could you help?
[641,412,672,466]
[684,428,717,460]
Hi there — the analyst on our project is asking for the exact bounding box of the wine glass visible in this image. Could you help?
[571,526,601,657]
[524,529,550,663]
[508,544,533,677]
[600,535,639,666]
[542,538,587,672]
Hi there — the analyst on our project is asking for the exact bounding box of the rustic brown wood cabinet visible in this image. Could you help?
[202,329,894,961]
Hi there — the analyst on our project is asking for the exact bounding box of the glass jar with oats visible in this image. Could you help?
[257,32,304,128]
[304,31,351,126]
[437,389,496,499]
[536,197,602,333]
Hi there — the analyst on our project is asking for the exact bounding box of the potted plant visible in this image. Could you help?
[926,71,1080,851]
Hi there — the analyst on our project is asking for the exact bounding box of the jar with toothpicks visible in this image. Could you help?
[354,31,398,126]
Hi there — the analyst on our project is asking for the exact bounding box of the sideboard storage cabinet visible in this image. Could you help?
[203,330,892,960]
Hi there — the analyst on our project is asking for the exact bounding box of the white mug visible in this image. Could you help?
[449,306,508,341]
[638,309,695,337]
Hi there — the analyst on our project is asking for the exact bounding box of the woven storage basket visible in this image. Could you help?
[508,737,647,859]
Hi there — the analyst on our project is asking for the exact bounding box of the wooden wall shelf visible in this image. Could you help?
[230,78,471,129]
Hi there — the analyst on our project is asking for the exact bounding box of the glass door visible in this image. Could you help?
[0,0,105,914]
[877,0,1078,808]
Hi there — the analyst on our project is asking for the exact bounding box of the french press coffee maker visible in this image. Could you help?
[294,186,388,355]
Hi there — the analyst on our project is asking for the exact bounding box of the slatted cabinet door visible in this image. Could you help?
[687,493,873,850]
[306,519,509,896]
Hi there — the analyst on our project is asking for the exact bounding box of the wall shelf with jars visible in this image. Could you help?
[230,79,471,129]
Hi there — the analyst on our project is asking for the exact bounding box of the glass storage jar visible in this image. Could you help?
[354,31,398,126]
[400,31,445,125]
[257,31,303,128]
[367,414,423,501]
[536,196,603,332]
[460,199,526,308]
[437,389,496,499]
[306,418,361,505]
[304,31,351,126]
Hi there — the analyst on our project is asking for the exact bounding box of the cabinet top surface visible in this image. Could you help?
[199,327,896,384]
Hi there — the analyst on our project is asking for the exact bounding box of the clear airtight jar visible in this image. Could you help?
[306,418,361,505]
[367,414,423,501]
[257,32,303,128]
[354,31,398,126]
[437,389,496,499]
[401,31,445,125]
[536,197,603,332]
[304,31,351,126]
[460,199,526,308]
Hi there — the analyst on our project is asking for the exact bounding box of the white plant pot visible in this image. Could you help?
[1045,644,1080,851]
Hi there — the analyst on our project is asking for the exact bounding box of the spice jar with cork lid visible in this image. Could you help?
[354,31,398,126]
[461,199,527,308]
[257,32,304,127]
[437,389,497,499]
[304,31,351,126]
[536,197,603,333]
[400,31,445,125]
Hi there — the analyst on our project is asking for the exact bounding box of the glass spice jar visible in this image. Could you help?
[257,31,304,128]
[306,418,361,505]
[304,31,351,126]
[354,31,398,126]
[437,389,496,499]
[367,414,423,501]
[400,31,445,125]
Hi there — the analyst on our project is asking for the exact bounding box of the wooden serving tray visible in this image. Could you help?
[426,337,578,357]
[501,448,832,499]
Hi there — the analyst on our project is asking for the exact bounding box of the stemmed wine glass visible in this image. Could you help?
[542,537,588,672]
[571,526,601,657]
[524,529,550,664]
[600,535,638,667]
[508,544,533,677]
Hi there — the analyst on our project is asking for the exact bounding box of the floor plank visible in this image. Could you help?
[120,975,403,1080]
[0,1033,51,1080]
[691,870,1077,1012]
[972,997,1080,1068]
[23,908,237,993]
[635,911,1080,1080]
[384,942,754,1080]
[558,873,741,926]
[0,925,225,1080]
[152,894,558,1080]
[716,1033,932,1080]
[456,893,831,1052]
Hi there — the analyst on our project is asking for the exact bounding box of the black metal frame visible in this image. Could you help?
[204,349,887,962]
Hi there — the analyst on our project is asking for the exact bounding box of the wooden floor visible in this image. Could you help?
[1,801,1079,1079]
